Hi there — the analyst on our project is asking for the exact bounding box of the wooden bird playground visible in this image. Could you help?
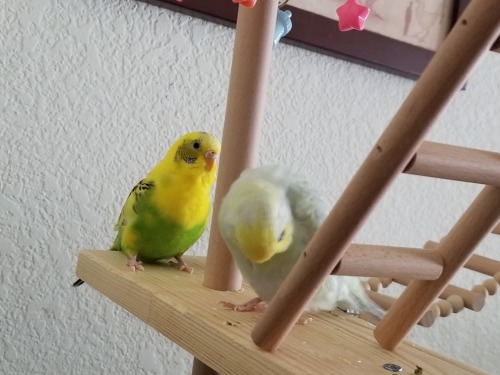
[75,1,500,374]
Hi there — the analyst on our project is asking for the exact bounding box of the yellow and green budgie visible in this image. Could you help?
[73,131,221,286]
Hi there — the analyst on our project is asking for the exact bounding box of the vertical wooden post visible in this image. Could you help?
[251,0,500,352]
[204,0,278,290]
[374,185,500,349]
[191,358,218,375]
[197,2,278,373]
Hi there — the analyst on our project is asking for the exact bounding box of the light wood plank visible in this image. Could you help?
[75,250,486,375]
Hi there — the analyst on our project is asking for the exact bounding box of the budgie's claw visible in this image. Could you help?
[127,256,144,272]
[168,255,194,274]
[220,297,267,313]
[179,263,194,274]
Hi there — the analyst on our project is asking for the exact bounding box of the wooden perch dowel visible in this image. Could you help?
[404,141,500,186]
[435,284,485,312]
[252,0,500,353]
[426,240,500,277]
[191,360,218,375]
[198,3,278,373]
[369,275,485,312]
[465,254,500,277]
[334,244,443,280]
[366,291,438,327]
[204,0,278,293]
[374,185,500,350]
[392,278,485,312]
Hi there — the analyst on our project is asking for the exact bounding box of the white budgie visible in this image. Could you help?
[218,165,383,318]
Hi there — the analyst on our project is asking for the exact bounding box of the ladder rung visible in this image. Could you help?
[333,244,443,280]
[404,141,500,186]
[365,290,438,327]
[426,240,500,276]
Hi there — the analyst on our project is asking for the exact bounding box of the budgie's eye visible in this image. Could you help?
[278,230,286,242]
[193,142,200,149]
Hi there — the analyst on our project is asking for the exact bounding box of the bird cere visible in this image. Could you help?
[73,131,220,287]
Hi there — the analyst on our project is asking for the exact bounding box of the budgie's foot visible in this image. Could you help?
[337,307,360,317]
[127,256,144,272]
[220,297,267,313]
[167,255,194,274]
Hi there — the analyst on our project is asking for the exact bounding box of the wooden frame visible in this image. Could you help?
[139,0,469,80]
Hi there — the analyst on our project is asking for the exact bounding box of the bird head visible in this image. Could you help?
[231,182,294,264]
[167,131,221,174]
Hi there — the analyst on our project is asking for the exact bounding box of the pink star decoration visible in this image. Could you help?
[336,0,370,31]
[232,0,257,8]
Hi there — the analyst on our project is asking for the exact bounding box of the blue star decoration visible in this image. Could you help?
[274,10,292,48]
[336,0,370,32]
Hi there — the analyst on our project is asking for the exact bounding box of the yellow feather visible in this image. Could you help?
[145,131,220,229]
[149,171,214,228]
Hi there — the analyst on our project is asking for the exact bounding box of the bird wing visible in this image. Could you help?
[113,179,155,231]
[286,175,329,239]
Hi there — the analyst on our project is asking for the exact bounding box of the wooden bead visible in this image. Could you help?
[430,303,441,319]
[419,304,439,328]
[494,271,500,284]
[471,284,488,297]
[446,295,464,313]
[438,300,453,317]
[361,280,370,291]
[483,279,498,295]
[367,278,381,292]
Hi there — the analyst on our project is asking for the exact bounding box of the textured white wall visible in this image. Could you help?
[2,0,499,374]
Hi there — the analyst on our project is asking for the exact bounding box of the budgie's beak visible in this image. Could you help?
[236,223,280,264]
[204,150,218,172]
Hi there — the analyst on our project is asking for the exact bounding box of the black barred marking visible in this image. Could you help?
[130,179,154,213]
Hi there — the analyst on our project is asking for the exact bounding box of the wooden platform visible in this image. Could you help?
[75,250,486,375]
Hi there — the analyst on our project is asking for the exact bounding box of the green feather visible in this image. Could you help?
[113,195,206,261]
